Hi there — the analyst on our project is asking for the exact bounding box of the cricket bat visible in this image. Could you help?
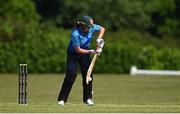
[86,54,98,84]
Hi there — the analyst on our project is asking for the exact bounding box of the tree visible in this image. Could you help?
[0,0,40,41]
[32,0,180,38]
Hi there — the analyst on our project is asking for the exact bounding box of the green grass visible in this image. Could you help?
[0,74,180,112]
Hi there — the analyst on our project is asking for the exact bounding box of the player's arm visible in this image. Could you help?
[95,25,106,54]
[97,27,105,39]
[93,24,105,39]
[72,33,89,54]
[75,46,89,54]
[72,32,96,54]
[75,46,96,54]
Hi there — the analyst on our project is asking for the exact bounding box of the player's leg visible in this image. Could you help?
[79,54,93,103]
[58,53,78,103]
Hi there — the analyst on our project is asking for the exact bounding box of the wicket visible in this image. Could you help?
[18,64,28,104]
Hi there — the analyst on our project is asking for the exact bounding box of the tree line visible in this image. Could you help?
[1,0,180,41]
[33,0,180,38]
[0,0,180,73]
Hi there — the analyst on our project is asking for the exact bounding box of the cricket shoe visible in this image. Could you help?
[58,100,65,106]
[85,98,94,106]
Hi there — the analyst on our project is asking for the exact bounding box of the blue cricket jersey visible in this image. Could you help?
[68,24,102,53]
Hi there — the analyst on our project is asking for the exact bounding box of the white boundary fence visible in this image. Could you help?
[130,66,180,76]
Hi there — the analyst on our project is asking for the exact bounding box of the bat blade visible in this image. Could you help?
[86,54,98,84]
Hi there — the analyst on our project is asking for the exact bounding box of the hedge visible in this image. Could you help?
[0,29,180,73]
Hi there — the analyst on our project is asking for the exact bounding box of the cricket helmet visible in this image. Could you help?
[78,15,94,28]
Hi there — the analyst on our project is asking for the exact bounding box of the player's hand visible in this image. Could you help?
[89,49,101,55]
[95,47,102,56]
[89,49,97,54]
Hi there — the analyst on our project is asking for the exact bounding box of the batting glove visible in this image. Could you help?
[96,38,105,48]
[89,49,96,54]
[96,48,102,53]
[96,48,102,56]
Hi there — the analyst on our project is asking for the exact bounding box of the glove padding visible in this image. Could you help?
[96,38,105,48]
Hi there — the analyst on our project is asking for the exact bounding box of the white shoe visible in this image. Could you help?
[86,98,94,106]
[58,100,64,106]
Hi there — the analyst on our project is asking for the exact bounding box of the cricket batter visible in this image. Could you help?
[57,15,105,106]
